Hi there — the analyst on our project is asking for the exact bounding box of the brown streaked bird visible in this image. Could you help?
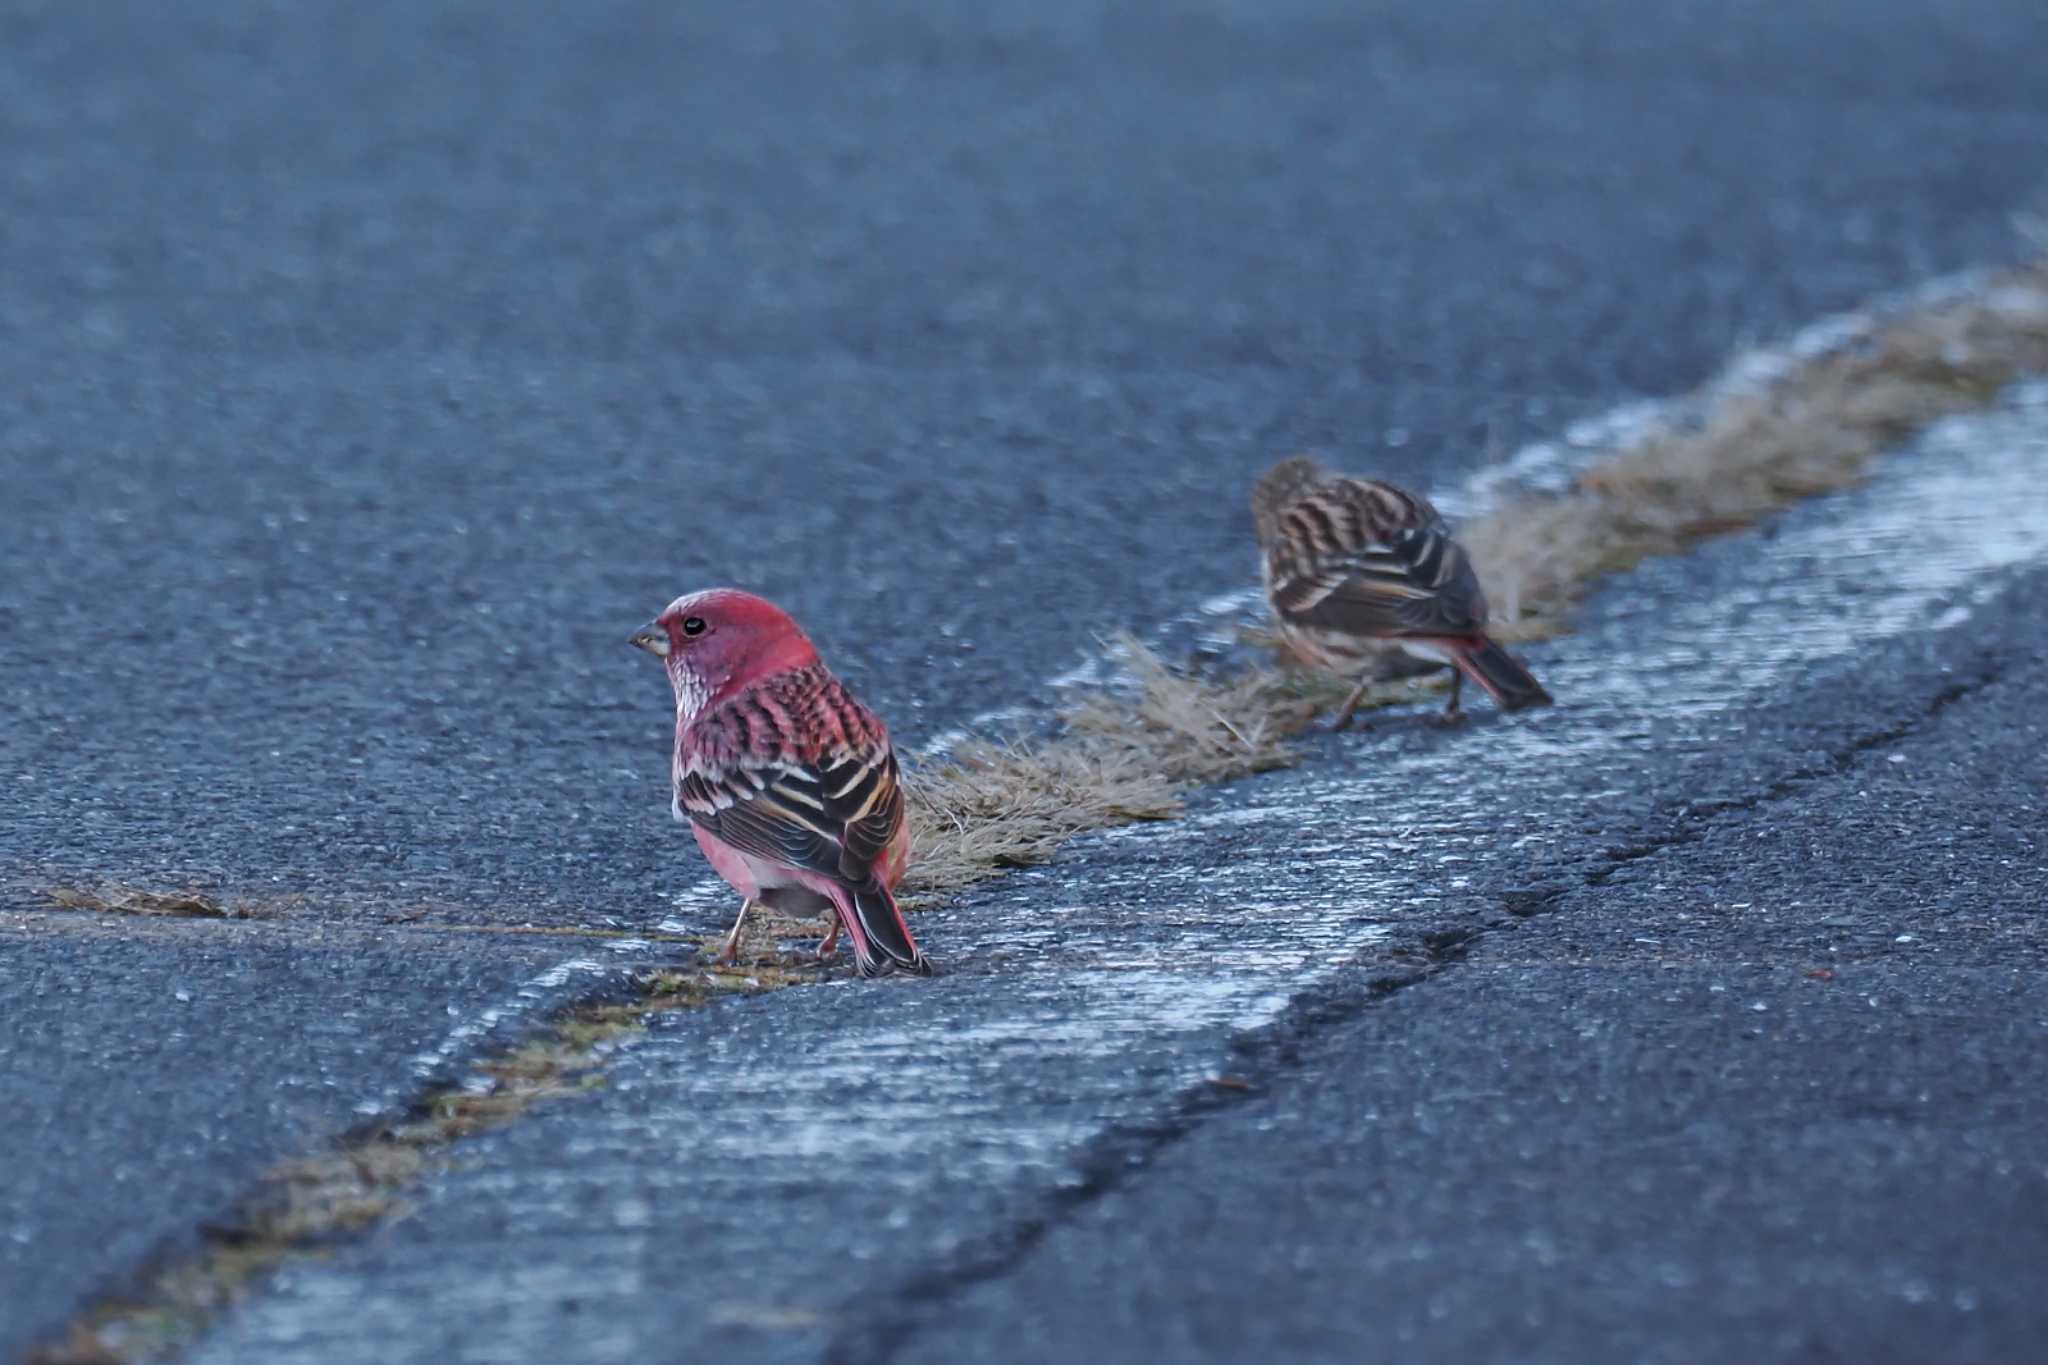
[1251,456,1552,727]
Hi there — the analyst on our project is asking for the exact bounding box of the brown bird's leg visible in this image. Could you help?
[815,910,840,963]
[1433,667,1470,727]
[715,899,755,966]
[1330,672,1377,731]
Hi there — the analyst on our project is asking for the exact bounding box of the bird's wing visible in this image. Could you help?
[1265,479,1488,638]
[678,732,904,891]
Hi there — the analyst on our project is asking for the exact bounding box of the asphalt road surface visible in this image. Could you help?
[4,1,2046,1361]
[179,387,2048,1364]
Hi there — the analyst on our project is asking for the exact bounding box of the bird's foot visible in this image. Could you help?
[1329,674,1377,732]
[711,900,753,968]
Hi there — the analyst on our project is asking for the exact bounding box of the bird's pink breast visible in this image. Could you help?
[691,823,763,898]
[692,821,839,902]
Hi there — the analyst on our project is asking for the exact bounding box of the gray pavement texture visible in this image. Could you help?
[181,397,2048,1364]
[0,921,585,1350]
[3,0,2047,1360]
[899,629,2048,1364]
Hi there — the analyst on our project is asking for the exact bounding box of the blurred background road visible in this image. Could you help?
[3,1,2045,1360]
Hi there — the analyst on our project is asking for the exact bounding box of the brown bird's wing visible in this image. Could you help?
[677,735,904,892]
[1265,478,1488,639]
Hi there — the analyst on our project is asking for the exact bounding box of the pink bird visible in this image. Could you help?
[631,588,932,977]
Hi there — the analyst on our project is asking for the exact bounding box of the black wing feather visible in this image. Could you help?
[679,745,902,890]
[1269,505,1489,640]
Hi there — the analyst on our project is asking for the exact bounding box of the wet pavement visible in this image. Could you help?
[5,0,2048,1360]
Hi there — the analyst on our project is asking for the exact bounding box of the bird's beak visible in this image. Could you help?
[630,622,669,657]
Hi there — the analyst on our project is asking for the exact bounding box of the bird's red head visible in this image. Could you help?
[630,588,822,717]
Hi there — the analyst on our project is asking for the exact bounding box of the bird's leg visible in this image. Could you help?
[715,899,755,966]
[1329,672,1377,731]
[1432,668,1470,727]
[815,910,841,963]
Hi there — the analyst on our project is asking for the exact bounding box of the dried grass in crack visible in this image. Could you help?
[27,968,783,1365]
[1063,633,1305,780]
[899,738,1181,906]
[1468,256,2048,641]
[897,634,1321,905]
[44,884,240,919]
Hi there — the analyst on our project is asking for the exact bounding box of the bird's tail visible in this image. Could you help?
[1449,636,1553,712]
[831,880,934,978]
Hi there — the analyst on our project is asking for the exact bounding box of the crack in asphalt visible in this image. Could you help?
[840,652,2013,1364]
[1586,662,2002,885]
[851,653,2003,1360]
[838,407,2048,1356]
[827,925,1482,1365]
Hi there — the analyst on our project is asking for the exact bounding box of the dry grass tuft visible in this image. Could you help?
[897,634,1419,904]
[900,739,1182,904]
[1063,634,1310,780]
[44,884,253,920]
[897,634,1301,904]
[1469,257,2048,641]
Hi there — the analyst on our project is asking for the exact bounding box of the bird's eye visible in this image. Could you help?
[680,616,707,637]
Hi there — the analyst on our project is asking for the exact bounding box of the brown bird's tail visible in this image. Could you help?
[1448,636,1553,712]
[832,881,934,978]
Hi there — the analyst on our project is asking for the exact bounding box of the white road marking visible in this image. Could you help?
[365,958,617,1114]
